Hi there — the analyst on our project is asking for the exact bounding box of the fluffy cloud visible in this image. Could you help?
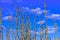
[46,14,60,20]
[21,7,31,12]
[31,8,49,15]
[31,8,42,15]
[21,7,49,15]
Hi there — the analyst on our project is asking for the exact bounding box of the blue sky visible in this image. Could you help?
[0,0,60,40]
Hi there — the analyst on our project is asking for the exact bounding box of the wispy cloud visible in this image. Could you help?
[37,26,56,34]
[3,16,16,20]
[29,27,56,35]
[47,30,55,33]
[47,27,56,33]
[37,20,45,24]
[46,14,60,20]
[0,25,6,30]
[30,30,40,34]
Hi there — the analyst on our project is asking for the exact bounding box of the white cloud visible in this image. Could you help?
[30,30,40,34]
[3,16,16,20]
[31,8,43,15]
[0,25,6,30]
[48,27,56,30]
[31,8,49,15]
[24,7,30,12]
[37,20,45,24]
[20,7,31,13]
[21,7,49,15]
[36,11,43,15]
[34,8,41,12]
[30,27,56,35]
[31,9,35,13]
[47,30,55,33]
[44,27,56,34]
[3,16,12,20]
[37,26,57,34]
[46,14,60,20]
[43,10,49,14]
[32,27,56,34]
